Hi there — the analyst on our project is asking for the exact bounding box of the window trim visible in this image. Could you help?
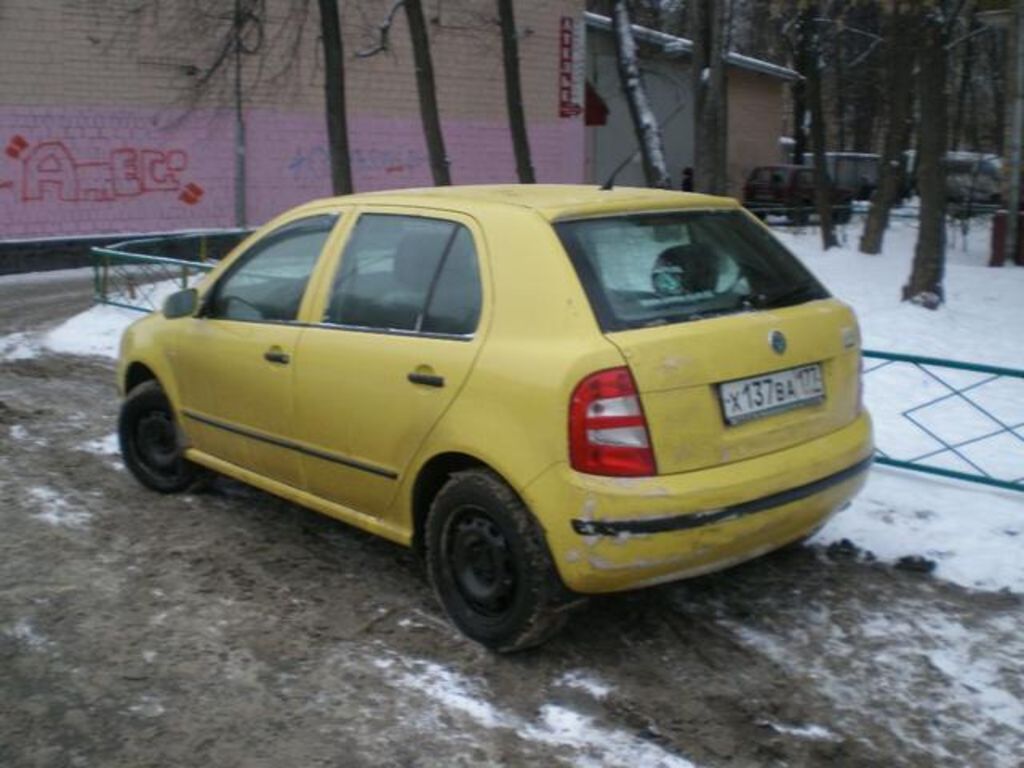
[322,211,483,339]
[202,212,340,324]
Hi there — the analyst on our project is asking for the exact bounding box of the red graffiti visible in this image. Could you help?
[7,137,201,205]
[6,135,29,159]
[178,182,204,205]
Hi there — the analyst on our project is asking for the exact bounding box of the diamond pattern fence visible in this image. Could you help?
[863,350,1024,493]
[91,230,250,313]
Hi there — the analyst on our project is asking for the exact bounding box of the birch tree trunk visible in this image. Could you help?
[689,0,729,194]
[317,0,353,195]
[611,0,671,189]
[903,11,948,307]
[497,0,534,183]
[860,6,917,255]
[404,0,450,186]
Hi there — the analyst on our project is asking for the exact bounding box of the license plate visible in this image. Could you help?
[719,364,825,425]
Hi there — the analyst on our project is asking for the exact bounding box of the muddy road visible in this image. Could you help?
[2,275,1022,767]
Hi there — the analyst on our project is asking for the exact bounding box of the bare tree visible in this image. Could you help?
[497,0,535,183]
[860,4,918,255]
[318,0,353,195]
[903,3,965,308]
[611,0,671,188]
[795,5,838,249]
[359,0,450,185]
[689,0,729,194]
[405,0,450,185]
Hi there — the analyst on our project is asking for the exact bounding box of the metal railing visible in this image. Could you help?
[863,350,1024,493]
[92,230,249,312]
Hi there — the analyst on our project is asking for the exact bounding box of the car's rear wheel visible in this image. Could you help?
[426,469,570,652]
[119,381,208,493]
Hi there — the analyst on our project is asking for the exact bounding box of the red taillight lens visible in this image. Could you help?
[569,367,657,477]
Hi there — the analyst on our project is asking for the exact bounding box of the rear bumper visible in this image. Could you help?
[525,412,873,594]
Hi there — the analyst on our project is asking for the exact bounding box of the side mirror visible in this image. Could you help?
[163,288,199,319]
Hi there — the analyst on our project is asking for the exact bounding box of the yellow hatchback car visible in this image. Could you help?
[117,185,873,651]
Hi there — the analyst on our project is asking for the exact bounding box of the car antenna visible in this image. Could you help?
[599,100,689,191]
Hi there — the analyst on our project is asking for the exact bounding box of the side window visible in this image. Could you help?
[209,214,337,322]
[326,214,482,336]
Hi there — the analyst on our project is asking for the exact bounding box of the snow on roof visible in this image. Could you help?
[584,12,800,82]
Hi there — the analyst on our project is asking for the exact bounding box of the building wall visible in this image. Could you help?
[0,0,586,239]
[585,31,694,190]
[726,68,789,196]
[585,29,788,196]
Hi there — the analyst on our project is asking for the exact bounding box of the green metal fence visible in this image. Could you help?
[863,349,1024,493]
[91,230,249,313]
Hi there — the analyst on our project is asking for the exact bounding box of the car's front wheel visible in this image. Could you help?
[119,381,208,493]
[426,469,571,652]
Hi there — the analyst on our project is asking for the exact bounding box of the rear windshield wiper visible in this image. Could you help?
[746,281,822,309]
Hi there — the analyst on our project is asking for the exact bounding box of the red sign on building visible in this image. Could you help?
[559,17,583,118]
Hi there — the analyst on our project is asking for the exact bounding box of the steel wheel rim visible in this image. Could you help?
[446,506,517,618]
[134,409,182,478]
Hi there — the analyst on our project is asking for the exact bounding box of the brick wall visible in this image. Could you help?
[0,0,586,239]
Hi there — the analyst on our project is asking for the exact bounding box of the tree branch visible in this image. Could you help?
[355,0,404,58]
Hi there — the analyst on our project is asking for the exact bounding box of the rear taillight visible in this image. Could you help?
[569,367,656,477]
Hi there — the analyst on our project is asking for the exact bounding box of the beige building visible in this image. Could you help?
[585,12,797,194]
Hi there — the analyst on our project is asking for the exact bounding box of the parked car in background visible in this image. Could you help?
[117,185,873,652]
[743,165,855,223]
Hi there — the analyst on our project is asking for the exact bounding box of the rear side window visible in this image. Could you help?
[555,210,828,332]
[325,214,481,336]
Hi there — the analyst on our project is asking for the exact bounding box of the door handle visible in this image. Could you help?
[264,348,290,365]
[408,372,444,388]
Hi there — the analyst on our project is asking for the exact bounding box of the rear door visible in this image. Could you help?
[291,208,487,517]
[556,208,862,475]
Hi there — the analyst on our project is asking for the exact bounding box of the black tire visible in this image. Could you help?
[119,381,208,493]
[426,469,571,652]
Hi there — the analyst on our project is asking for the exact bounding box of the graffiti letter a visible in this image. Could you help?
[22,141,78,202]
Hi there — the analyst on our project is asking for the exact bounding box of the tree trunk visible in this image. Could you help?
[317,0,353,195]
[611,0,671,188]
[903,14,947,308]
[404,0,450,186]
[690,0,729,194]
[801,8,837,249]
[860,7,916,255]
[497,0,534,183]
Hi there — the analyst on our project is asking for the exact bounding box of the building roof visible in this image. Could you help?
[584,12,800,82]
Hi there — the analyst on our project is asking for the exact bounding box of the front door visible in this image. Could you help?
[292,210,487,518]
[174,212,341,488]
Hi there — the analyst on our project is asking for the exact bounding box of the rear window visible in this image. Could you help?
[555,210,829,332]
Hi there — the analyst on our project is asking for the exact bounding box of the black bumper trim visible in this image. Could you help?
[571,456,873,537]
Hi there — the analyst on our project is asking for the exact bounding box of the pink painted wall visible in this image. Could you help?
[0,107,585,240]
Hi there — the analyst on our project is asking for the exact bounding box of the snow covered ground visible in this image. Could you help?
[1,216,1021,598]
[775,216,1024,594]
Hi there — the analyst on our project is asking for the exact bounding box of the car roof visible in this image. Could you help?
[297,184,737,222]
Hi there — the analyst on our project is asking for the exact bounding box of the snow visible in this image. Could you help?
[28,486,91,528]
[3,618,53,651]
[772,216,1024,594]
[80,433,120,456]
[377,654,694,767]
[555,670,613,700]
[726,596,1024,766]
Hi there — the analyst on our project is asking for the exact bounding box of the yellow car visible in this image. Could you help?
[117,185,873,651]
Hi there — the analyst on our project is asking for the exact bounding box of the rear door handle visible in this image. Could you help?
[408,372,444,388]
[264,348,290,365]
